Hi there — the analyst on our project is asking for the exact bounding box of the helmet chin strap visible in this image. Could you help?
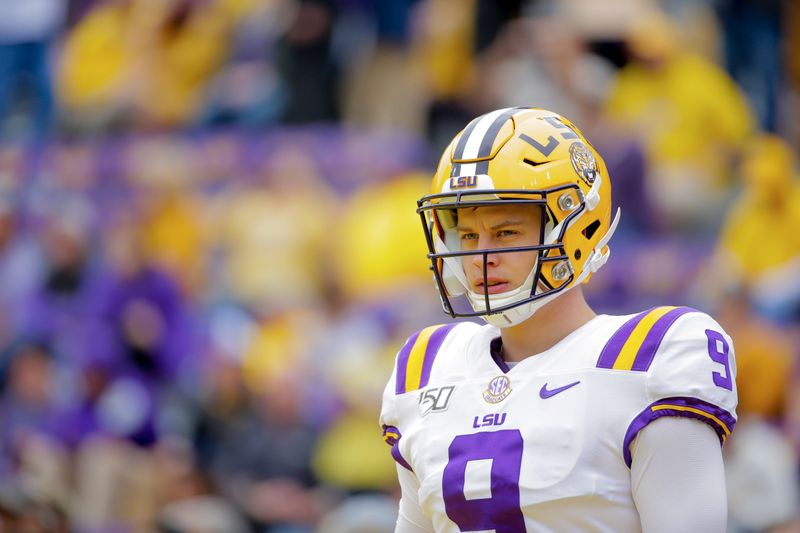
[466,265,538,313]
[481,285,560,328]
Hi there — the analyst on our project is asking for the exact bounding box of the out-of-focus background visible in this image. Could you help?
[0,0,797,531]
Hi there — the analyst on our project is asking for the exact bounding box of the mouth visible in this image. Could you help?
[475,279,510,295]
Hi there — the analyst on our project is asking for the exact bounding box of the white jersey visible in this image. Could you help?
[380,307,738,533]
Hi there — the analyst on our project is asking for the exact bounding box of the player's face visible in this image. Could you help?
[456,204,541,294]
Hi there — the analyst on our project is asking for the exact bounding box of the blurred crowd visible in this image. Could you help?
[0,0,797,531]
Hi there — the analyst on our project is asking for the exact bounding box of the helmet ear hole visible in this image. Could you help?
[574,249,582,260]
[582,220,600,240]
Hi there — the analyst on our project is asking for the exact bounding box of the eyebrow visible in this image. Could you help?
[457,219,526,231]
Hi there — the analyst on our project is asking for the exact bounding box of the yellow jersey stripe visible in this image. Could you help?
[612,307,677,370]
[404,325,440,393]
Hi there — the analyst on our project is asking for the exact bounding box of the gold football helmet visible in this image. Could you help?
[418,107,621,327]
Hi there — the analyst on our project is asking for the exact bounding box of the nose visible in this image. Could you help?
[470,232,499,270]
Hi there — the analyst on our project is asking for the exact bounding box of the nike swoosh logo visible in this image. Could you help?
[539,380,581,399]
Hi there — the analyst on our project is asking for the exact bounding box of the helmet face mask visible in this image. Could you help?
[418,108,619,328]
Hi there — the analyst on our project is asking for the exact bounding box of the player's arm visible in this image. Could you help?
[380,328,443,533]
[381,324,459,531]
[610,308,737,531]
[630,416,727,533]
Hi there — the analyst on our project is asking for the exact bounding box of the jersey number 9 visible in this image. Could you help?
[442,429,526,532]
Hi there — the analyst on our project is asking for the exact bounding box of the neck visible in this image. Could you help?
[500,287,597,362]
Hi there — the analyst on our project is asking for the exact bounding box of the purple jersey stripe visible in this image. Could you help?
[596,308,652,368]
[382,424,413,471]
[395,330,422,394]
[623,396,736,468]
[391,443,413,471]
[630,307,696,371]
[419,324,456,389]
[490,337,511,374]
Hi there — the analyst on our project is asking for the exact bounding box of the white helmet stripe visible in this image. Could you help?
[451,108,517,179]
[460,107,515,161]
[450,115,482,177]
[475,108,520,174]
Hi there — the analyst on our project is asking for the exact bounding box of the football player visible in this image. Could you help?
[380,108,737,532]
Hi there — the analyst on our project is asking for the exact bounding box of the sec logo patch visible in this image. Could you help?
[483,375,511,403]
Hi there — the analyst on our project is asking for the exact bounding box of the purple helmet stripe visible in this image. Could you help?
[622,396,736,468]
[395,330,422,394]
[419,324,456,389]
[630,307,696,371]
[596,308,652,368]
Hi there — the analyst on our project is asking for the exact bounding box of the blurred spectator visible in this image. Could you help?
[212,146,336,312]
[311,330,397,494]
[0,192,46,343]
[59,0,249,133]
[605,8,755,234]
[332,172,430,303]
[413,0,476,154]
[72,434,160,531]
[57,0,135,134]
[712,133,800,322]
[0,0,65,141]
[126,137,210,298]
[0,340,78,528]
[206,368,331,532]
[130,0,253,129]
[710,289,799,532]
[18,195,104,358]
[199,0,293,128]
[342,0,427,133]
[100,215,199,392]
[714,288,794,422]
[468,15,614,119]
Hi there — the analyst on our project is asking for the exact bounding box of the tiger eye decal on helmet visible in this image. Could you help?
[418,107,621,328]
[569,142,599,185]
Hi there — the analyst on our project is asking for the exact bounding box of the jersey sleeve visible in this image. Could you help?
[602,307,738,467]
[379,323,458,472]
[379,361,414,472]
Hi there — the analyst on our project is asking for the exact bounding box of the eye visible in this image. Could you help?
[459,232,478,241]
[497,229,519,238]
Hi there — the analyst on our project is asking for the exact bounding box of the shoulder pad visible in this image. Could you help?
[395,323,457,394]
[596,306,697,371]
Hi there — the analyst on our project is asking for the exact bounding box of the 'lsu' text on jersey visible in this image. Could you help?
[380,307,738,533]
